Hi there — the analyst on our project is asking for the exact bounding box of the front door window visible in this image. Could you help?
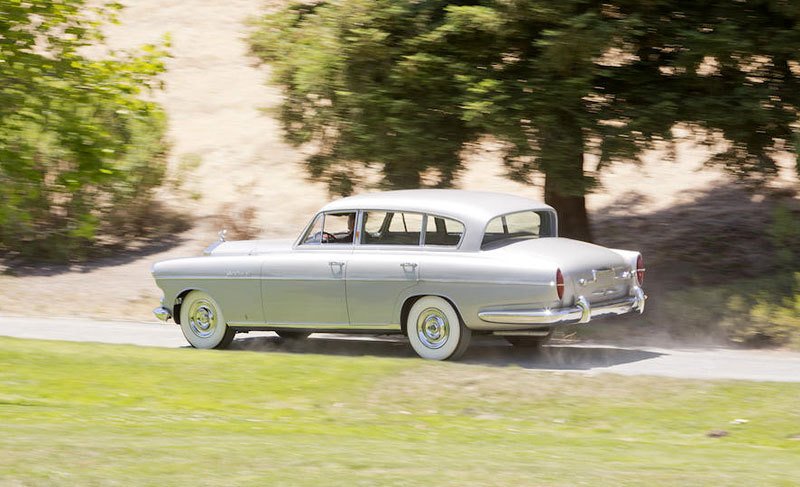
[301,212,357,245]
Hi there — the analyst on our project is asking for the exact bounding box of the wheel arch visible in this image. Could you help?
[172,287,202,325]
[400,294,464,335]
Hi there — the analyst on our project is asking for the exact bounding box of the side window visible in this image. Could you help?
[301,213,324,244]
[505,211,540,234]
[301,212,356,245]
[361,211,422,245]
[323,212,356,244]
[485,217,504,234]
[424,215,464,247]
[363,211,387,234]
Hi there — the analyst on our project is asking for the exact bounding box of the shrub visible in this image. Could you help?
[0,1,169,262]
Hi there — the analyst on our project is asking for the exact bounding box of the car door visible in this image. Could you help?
[346,211,422,326]
[260,212,353,326]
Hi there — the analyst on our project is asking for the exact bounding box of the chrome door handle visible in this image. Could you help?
[400,262,418,269]
[329,261,345,267]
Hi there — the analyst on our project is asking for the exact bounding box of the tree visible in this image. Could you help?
[250,1,486,194]
[0,0,169,261]
[251,0,800,241]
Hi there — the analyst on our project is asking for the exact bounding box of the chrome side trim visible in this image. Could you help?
[478,286,646,325]
[229,322,402,331]
[156,275,551,286]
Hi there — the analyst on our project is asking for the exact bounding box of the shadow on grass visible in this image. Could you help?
[230,334,663,371]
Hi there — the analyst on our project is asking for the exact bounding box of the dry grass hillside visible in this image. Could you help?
[0,1,797,346]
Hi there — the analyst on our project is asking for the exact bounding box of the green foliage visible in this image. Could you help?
[249,1,487,193]
[660,205,800,348]
[251,1,800,239]
[769,204,800,271]
[723,273,800,349]
[0,0,169,261]
[725,205,800,347]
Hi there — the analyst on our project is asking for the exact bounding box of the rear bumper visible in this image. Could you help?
[478,286,646,325]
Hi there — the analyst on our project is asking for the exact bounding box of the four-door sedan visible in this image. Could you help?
[152,190,646,360]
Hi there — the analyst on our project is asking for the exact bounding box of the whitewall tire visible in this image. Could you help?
[406,296,471,361]
[179,290,236,349]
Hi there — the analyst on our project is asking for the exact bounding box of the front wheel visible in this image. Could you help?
[406,296,471,361]
[179,290,236,349]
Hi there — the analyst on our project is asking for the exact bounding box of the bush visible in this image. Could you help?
[724,203,800,347]
[0,1,169,262]
[656,203,800,348]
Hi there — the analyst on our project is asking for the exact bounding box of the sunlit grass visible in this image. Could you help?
[1,337,799,485]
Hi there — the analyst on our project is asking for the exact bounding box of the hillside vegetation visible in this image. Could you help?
[0,1,170,261]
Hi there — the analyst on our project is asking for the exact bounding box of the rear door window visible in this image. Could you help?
[361,211,422,246]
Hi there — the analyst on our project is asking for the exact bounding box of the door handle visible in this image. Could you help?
[400,262,418,269]
[329,261,345,267]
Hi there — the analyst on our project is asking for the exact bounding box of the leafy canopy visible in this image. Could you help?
[252,1,800,237]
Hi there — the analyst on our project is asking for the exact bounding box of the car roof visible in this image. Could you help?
[320,189,553,223]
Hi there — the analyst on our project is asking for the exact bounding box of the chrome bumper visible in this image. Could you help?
[153,306,172,322]
[478,286,646,325]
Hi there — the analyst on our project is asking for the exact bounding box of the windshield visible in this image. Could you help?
[481,210,556,248]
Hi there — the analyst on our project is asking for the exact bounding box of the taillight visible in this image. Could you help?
[636,254,645,285]
[556,268,565,300]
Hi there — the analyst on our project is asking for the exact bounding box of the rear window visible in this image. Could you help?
[482,211,555,248]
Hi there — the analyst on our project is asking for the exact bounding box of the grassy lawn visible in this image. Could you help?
[1,337,799,486]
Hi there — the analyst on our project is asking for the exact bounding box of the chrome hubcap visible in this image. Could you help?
[188,300,217,338]
[416,307,450,349]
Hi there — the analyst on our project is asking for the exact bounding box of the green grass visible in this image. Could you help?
[1,338,799,486]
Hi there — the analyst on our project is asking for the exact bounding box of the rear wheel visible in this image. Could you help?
[179,290,236,349]
[406,296,471,361]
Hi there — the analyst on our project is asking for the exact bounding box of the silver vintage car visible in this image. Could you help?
[152,190,646,360]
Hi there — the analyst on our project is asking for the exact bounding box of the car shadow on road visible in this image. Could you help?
[229,334,663,371]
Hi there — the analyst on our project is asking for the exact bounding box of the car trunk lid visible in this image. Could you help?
[493,238,632,303]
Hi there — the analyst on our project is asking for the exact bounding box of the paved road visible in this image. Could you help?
[1,316,799,382]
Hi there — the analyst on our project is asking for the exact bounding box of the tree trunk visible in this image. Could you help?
[544,170,592,242]
[540,119,593,242]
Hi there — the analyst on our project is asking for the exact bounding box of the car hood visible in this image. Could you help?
[490,237,628,273]
[209,238,294,256]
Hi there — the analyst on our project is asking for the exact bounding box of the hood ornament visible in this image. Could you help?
[204,229,227,255]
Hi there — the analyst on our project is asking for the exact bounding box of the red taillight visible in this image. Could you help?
[636,254,645,285]
[556,268,565,300]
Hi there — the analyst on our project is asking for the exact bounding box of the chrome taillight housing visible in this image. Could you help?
[636,254,645,285]
[556,268,565,300]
